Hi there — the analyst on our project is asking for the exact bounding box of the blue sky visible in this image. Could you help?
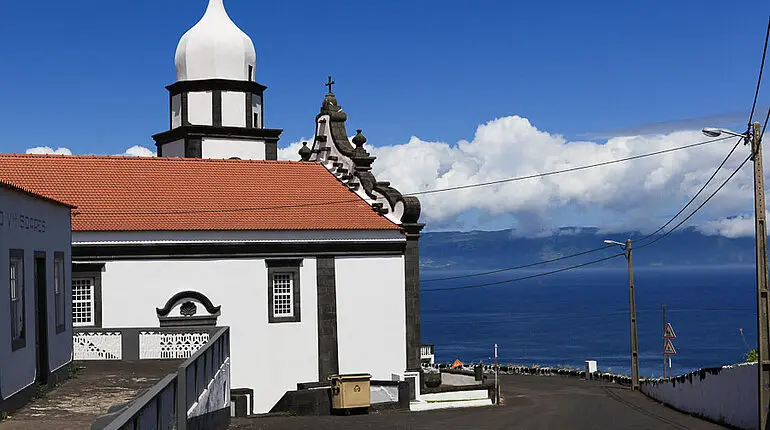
[2,1,769,234]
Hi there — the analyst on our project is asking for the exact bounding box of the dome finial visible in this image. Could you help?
[175,0,256,81]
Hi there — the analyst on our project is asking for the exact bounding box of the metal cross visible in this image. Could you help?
[325,76,335,93]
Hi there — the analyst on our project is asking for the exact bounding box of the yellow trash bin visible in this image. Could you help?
[329,373,371,411]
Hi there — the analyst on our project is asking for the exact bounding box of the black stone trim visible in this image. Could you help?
[267,260,302,323]
[403,226,424,371]
[156,290,221,317]
[246,92,253,128]
[71,266,103,328]
[154,125,282,147]
[181,92,189,126]
[185,137,202,158]
[167,79,267,96]
[10,249,26,351]
[72,241,405,261]
[316,257,339,381]
[212,90,222,127]
[265,141,277,160]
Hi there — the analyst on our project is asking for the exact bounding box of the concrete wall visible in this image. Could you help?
[201,137,265,160]
[97,258,318,413]
[641,363,757,430]
[0,187,72,401]
[335,256,406,380]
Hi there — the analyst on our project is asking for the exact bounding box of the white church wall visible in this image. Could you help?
[97,257,319,414]
[335,256,406,380]
[171,94,182,129]
[162,139,185,158]
[0,188,72,400]
[201,137,265,160]
[188,91,213,126]
[221,91,246,128]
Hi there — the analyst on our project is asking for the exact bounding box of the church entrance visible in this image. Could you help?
[34,252,49,385]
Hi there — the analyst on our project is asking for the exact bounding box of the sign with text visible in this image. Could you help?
[0,209,47,233]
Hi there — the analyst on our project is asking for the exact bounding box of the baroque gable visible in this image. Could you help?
[301,86,423,232]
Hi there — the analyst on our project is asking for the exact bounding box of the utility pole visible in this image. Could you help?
[662,304,667,379]
[494,344,500,405]
[626,239,640,390]
[751,121,770,430]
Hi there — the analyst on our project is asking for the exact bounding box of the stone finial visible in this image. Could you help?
[352,129,367,148]
[299,142,312,161]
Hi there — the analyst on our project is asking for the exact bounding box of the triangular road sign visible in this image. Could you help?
[663,323,677,339]
[664,338,677,355]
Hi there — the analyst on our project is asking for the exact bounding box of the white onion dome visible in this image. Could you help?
[174,0,256,81]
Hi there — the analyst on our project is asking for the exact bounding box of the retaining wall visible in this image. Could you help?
[640,363,757,430]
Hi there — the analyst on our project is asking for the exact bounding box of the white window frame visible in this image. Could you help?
[272,272,294,318]
[72,277,95,327]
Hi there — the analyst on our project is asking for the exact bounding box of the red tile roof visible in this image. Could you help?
[1,179,76,208]
[0,154,400,232]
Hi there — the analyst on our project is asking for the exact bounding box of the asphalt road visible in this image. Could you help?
[231,374,727,430]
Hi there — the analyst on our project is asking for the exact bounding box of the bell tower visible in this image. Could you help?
[153,0,282,160]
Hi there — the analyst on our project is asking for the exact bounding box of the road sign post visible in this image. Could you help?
[664,323,677,377]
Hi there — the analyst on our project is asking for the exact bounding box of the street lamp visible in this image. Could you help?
[703,122,766,429]
[604,238,639,390]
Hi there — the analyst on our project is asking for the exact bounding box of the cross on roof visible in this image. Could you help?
[325,76,335,94]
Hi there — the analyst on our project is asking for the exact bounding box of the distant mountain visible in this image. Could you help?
[419,227,756,270]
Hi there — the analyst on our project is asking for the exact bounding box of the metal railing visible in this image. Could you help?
[74,327,217,361]
[100,326,230,430]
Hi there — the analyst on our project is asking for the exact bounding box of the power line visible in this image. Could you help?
[422,136,743,284]
[423,148,752,292]
[637,152,753,251]
[73,136,731,216]
[421,252,626,292]
[420,245,613,283]
[636,137,744,244]
[749,16,770,126]
[412,136,730,197]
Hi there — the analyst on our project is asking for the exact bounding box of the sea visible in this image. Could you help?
[420,264,757,378]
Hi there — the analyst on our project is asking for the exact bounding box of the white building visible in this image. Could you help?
[0,181,73,414]
[0,0,423,414]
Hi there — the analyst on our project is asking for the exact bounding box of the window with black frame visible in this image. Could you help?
[54,252,66,333]
[10,249,25,350]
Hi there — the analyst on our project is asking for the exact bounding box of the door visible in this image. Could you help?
[34,252,49,385]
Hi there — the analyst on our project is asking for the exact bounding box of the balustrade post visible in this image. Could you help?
[122,328,141,361]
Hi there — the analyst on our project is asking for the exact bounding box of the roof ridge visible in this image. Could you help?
[0,153,309,165]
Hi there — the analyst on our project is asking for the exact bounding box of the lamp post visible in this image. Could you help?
[703,123,767,428]
[604,238,639,390]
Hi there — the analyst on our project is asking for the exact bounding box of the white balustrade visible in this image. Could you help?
[139,331,210,359]
[74,331,123,360]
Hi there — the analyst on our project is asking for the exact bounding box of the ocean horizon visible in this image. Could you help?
[420,264,757,378]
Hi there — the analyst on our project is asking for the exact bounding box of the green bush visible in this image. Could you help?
[745,349,759,363]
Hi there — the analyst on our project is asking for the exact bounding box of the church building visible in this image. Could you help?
[0,0,423,414]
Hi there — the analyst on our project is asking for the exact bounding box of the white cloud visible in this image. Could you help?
[278,140,309,161]
[360,115,762,235]
[25,146,72,155]
[121,145,156,157]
